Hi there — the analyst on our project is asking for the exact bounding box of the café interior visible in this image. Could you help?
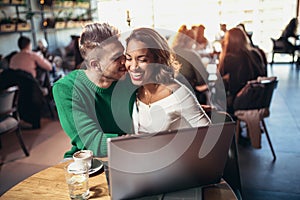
[1,0,300,199]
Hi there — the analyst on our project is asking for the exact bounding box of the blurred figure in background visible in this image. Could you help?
[278,18,300,51]
[10,36,52,78]
[6,36,54,129]
[237,23,268,73]
[236,23,255,47]
[172,25,209,104]
[193,24,210,52]
[215,23,227,42]
[34,38,63,80]
[35,38,50,58]
[218,27,266,116]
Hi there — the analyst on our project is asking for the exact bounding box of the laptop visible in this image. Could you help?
[107,122,235,200]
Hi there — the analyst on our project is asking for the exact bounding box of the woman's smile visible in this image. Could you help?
[128,69,145,81]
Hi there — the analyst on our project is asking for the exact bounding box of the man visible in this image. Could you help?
[53,23,136,158]
[5,36,52,129]
[10,36,52,78]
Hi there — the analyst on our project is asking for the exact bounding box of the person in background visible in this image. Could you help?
[218,27,266,116]
[171,25,209,104]
[236,23,268,72]
[34,38,62,80]
[0,51,17,70]
[4,36,52,129]
[52,23,136,159]
[278,18,300,51]
[236,23,255,47]
[215,23,227,41]
[125,27,211,134]
[35,38,50,59]
[193,24,210,52]
[9,36,52,79]
[73,35,84,69]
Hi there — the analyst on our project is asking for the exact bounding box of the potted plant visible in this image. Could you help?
[54,10,66,29]
[65,11,75,28]
[11,0,25,5]
[76,0,90,9]
[16,12,34,31]
[0,10,16,32]
[63,0,74,7]
[54,0,63,7]
[0,0,11,4]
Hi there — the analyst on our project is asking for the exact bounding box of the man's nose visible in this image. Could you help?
[120,55,126,65]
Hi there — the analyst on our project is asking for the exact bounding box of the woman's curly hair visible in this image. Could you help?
[126,27,177,84]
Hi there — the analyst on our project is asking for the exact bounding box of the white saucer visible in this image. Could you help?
[89,159,103,175]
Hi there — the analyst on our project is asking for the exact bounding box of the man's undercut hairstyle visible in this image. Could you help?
[79,23,120,59]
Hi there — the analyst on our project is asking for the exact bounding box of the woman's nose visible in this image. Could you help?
[129,60,138,70]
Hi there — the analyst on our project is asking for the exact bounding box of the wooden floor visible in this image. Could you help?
[1,64,300,199]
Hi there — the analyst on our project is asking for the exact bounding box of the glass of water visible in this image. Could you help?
[64,161,89,200]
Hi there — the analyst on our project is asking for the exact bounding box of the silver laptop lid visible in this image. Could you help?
[107,122,235,200]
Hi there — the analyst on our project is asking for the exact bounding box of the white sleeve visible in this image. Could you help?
[174,84,211,127]
[132,103,139,134]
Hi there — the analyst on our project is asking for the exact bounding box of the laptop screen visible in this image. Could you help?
[107,122,235,200]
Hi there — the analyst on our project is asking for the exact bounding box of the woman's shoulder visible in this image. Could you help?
[168,79,195,96]
[166,79,181,92]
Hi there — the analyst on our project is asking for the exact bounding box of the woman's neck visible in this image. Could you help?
[143,83,159,94]
[138,83,174,107]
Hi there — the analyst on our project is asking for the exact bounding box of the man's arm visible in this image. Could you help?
[52,81,119,158]
[34,52,52,71]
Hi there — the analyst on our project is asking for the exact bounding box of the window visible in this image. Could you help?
[98,0,297,55]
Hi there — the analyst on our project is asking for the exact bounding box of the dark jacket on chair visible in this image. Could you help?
[0,69,44,128]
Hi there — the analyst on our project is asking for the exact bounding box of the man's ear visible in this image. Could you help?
[90,60,102,72]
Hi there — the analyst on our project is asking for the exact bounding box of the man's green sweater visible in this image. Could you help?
[53,70,136,158]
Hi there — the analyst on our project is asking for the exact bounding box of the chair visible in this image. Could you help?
[36,67,57,119]
[233,77,278,161]
[0,86,29,156]
[270,38,295,66]
[0,69,45,129]
[202,106,243,199]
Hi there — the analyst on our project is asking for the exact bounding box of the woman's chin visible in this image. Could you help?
[130,74,143,85]
[131,79,143,86]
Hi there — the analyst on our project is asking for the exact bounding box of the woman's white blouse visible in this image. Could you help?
[132,82,211,134]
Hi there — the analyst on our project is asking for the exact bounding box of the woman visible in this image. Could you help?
[218,27,266,115]
[125,27,211,134]
[171,25,209,104]
[278,18,300,51]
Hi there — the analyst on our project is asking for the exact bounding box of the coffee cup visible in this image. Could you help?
[73,150,93,169]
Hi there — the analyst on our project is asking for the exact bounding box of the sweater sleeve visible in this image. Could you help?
[53,81,119,158]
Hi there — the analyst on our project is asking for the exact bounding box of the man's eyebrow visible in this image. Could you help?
[111,52,124,58]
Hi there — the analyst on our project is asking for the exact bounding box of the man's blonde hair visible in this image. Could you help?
[79,23,119,60]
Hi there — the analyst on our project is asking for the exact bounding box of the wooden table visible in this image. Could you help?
[1,159,237,200]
